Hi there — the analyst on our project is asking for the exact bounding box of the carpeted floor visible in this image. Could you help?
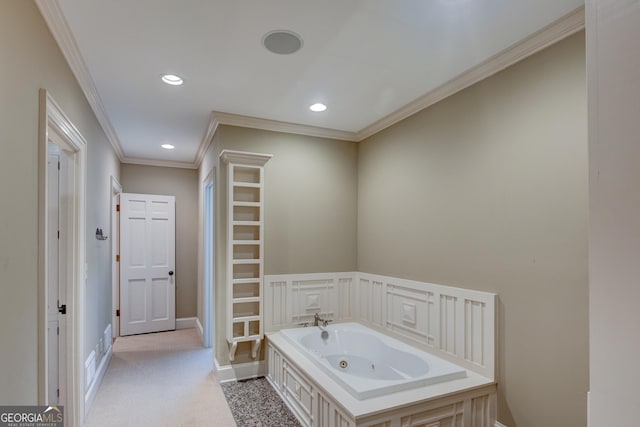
[221,378,301,427]
[85,329,237,427]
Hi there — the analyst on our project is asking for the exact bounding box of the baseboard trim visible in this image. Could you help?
[176,317,198,330]
[84,346,112,416]
[495,422,508,427]
[195,317,204,345]
[214,358,266,383]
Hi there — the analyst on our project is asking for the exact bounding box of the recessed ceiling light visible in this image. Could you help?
[161,144,175,150]
[263,30,303,55]
[161,74,184,86]
[309,103,327,112]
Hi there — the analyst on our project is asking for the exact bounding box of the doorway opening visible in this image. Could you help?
[38,89,87,427]
[203,173,215,349]
[110,177,122,338]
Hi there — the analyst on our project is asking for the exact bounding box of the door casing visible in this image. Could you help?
[38,89,87,427]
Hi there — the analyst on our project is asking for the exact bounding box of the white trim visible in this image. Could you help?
[120,156,198,170]
[214,359,266,383]
[84,351,96,393]
[219,149,273,166]
[175,317,199,330]
[495,422,508,427]
[202,171,215,349]
[110,176,122,338]
[194,113,219,168]
[212,111,358,142]
[355,5,585,141]
[35,0,124,161]
[38,90,87,427]
[84,346,112,416]
[196,317,204,343]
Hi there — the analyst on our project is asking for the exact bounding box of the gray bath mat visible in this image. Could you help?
[221,377,301,427]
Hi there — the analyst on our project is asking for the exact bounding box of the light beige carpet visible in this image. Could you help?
[84,328,236,427]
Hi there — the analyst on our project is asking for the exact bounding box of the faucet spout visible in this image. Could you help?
[313,313,332,328]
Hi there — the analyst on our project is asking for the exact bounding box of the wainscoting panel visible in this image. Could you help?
[356,273,496,380]
[356,276,385,328]
[264,272,356,332]
[265,271,495,379]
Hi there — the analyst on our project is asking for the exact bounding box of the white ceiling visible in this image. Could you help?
[42,0,584,168]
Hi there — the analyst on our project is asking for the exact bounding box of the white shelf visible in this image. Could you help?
[233,296,261,303]
[232,201,261,207]
[232,259,261,264]
[232,278,261,284]
[233,182,261,188]
[232,315,261,322]
[232,240,260,245]
[232,221,260,226]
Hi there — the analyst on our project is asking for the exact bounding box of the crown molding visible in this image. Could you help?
[193,112,220,168]
[219,149,273,166]
[355,5,585,141]
[36,0,125,160]
[121,156,198,170]
[212,111,359,142]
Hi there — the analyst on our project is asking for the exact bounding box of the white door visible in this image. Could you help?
[120,193,176,336]
[46,148,69,405]
[46,153,61,403]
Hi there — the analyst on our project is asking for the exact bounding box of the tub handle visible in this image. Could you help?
[298,322,310,327]
[322,319,333,327]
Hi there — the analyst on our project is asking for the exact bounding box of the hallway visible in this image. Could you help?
[84,329,236,427]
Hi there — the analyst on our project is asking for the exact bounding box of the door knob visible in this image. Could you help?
[169,271,174,276]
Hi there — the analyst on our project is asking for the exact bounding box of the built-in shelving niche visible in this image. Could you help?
[220,150,272,361]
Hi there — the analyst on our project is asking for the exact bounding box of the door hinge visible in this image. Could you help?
[116,309,120,317]
[57,161,60,171]
[57,230,60,240]
[57,326,59,336]
[57,388,59,398]
[116,204,120,212]
[116,254,120,262]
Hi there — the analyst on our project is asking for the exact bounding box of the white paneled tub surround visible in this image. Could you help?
[265,272,497,380]
[267,324,496,427]
[264,272,357,331]
[265,272,497,426]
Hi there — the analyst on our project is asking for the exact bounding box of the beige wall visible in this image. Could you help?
[0,0,119,403]
[587,1,640,424]
[218,125,358,275]
[358,33,588,426]
[121,164,198,318]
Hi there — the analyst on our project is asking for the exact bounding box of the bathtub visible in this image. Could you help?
[279,322,466,400]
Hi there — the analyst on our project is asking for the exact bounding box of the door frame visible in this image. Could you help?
[203,169,215,349]
[38,89,86,427]
[110,176,122,338]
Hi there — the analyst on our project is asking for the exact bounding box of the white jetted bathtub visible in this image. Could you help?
[279,322,466,399]
[265,273,497,426]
